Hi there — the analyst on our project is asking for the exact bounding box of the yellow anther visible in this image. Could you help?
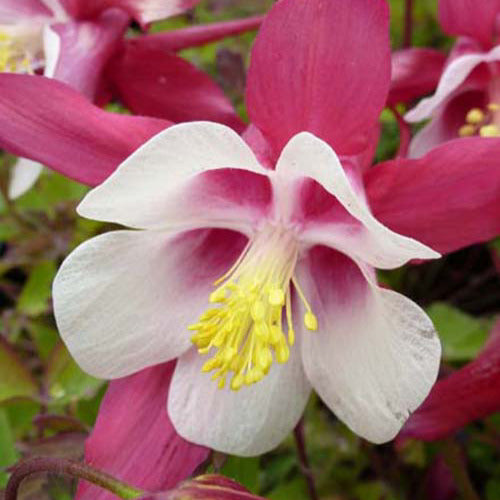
[466,108,485,124]
[269,288,285,306]
[230,373,244,391]
[458,124,476,137]
[209,287,226,303]
[487,102,500,112]
[251,300,266,321]
[479,124,500,137]
[304,311,318,331]
[288,328,295,346]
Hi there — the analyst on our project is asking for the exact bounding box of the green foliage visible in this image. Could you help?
[45,342,104,405]
[427,302,491,362]
[0,338,37,403]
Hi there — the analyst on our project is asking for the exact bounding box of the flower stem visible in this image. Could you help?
[403,0,413,48]
[293,419,319,500]
[440,438,481,500]
[5,457,144,500]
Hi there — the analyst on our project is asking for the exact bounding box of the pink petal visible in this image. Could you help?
[246,0,390,159]
[0,74,169,186]
[297,247,440,443]
[47,9,129,100]
[132,15,263,52]
[53,228,247,379]
[409,87,488,157]
[143,475,266,500]
[75,362,210,500]
[109,44,243,130]
[365,137,500,255]
[439,0,500,48]
[66,0,201,25]
[0,0,52,22]
[168,345,310,456]
[388,48,447,105]
[400,319,500,441]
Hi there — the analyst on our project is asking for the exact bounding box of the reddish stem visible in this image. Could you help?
[5,457,143,500]
[293,419,319,500]
[403,0,414,48]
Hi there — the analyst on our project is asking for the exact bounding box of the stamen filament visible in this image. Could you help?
[189,225,318,391]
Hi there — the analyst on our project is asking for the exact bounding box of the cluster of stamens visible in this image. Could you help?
[188,226,318,391]
[458,103,500,138]
[0,32,35,73]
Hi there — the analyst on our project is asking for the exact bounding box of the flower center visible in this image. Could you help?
[458,103,500,138]
[0,30,39,73]
[189,225,318,391]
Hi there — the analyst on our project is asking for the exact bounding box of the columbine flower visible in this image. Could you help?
[52,119,441,455]
[2,0,499,457]
[402,0,500,156]
[1,0,261,198]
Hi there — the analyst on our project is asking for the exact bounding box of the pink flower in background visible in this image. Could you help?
[51,0,443,456]
[400,319,500,441]
[1,0,261,197]
[402,0,500,157]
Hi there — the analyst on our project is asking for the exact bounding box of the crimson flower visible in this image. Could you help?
[400,0,500,156]
[1,0,261,197]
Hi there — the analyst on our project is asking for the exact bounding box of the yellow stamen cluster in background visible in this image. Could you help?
[458,103,500,138]
[189,226,318,391]
[0,32,32,73]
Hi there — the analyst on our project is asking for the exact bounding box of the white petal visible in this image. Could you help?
[168,345,311,456]
[78,121,270,235]
[405,45,500,123]
[53,228,247,379]
[42,23,60,78]
[8,157,43,199]
[274,132,440,268]
[297,248,441,443]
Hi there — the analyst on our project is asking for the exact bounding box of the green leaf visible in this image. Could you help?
[0,408,19,488]
[426,303,491,362]
[221,456,260,493]
[17,260,56,317]
[267,477,308,500]
[0,338,37,403]
[46,342,104,405]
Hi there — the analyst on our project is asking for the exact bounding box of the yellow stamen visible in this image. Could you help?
[189,225,318,391]
[487,102,500,112]
[465,108,485,124]
[0,31,35,73]
[458,124,476,137]
[479,124,500,137]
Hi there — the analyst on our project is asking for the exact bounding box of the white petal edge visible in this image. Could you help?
[78,121,269,234]
[168,344,311,456]
[43,23,60,78]
[52,229,227,379]
[274,132,440,269]
[405,45,500,122]
[8,158,43,199]
[297,252,441,444]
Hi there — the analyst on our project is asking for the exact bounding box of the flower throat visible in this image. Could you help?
[189,225,318,391]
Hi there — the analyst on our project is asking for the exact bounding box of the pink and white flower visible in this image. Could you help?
[1,0,498,459]
[402,0,500,157]
[51,0,443,456]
